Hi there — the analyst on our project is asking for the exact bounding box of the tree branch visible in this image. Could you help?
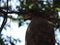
[0,12,7,33]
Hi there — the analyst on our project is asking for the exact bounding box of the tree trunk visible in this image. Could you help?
[25,16,55,45]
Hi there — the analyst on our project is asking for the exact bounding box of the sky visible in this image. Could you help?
[1,18,31,45]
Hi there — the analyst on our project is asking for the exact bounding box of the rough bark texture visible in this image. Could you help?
[25,16,55,45]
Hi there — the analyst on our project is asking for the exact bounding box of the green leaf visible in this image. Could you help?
[55,8,60,11]
[58,16,60,19]
[29,4,34,9]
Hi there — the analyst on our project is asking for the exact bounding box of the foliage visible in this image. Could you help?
[0,0,60,45]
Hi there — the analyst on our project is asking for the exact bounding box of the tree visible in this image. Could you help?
[0,0,60,45]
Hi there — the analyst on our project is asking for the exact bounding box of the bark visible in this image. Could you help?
[25,16,55,45]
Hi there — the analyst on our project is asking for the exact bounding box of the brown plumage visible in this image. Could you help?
[25,15,55,45]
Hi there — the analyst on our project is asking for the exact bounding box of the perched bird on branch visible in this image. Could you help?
[25,9,55,45]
